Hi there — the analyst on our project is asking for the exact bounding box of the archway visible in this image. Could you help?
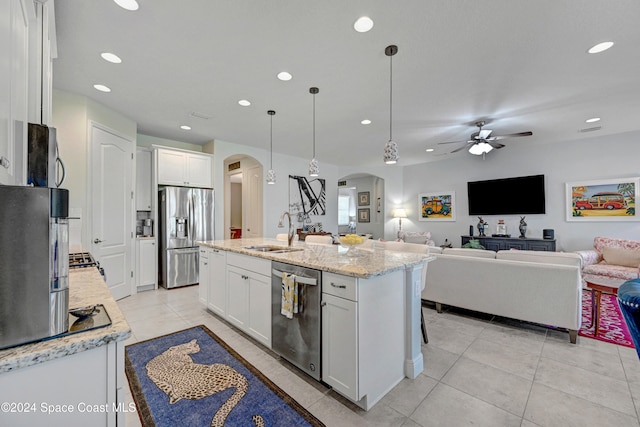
[337,173,385,239]
[223,155,263,239]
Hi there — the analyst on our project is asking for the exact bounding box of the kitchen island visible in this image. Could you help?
[0,268,131,426]
[198,237,434,410]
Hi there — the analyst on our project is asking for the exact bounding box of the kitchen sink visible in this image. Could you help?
[244,245,303,253]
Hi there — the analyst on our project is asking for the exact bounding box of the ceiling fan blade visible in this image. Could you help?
[488,141,505,149]
[493,131,533,140]
[438,139,470,145]
[478,129,492,139]
[450,142,473,153]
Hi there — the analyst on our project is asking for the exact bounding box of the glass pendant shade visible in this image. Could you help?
[309,87,320,177]
[383,45,399,164]
[266,169,276,184]
[266,110,276,184]
[468,142,493,155]
[384,140,399,164]
[309,158,319,177]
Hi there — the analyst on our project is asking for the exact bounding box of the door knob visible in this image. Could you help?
[94,238,103,244]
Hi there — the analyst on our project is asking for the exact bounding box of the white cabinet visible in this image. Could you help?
[198,247,209,306]
[136,149,152,210]
[225,252,271,347]
[137,238,157,289]
[321,270,405,410]
[0,0,29,185]
[207,248,227,316]
[156,147,213,188]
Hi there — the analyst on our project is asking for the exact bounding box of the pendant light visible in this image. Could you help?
[309,87,320,177]
[383,45,399,164]
[266,110,276,184]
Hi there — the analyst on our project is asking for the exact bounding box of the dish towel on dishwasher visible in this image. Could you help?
[281,272,295,319]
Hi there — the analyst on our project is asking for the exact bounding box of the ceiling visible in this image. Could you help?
[52,0,640,168]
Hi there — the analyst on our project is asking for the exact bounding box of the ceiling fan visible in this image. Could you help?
[438,121,533,156]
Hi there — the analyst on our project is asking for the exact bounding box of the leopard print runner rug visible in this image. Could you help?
[125,325,325,427]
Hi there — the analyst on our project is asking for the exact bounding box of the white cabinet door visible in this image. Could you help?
[157,148,186,186]
[248,272,271,347]
[136,149,152,210]
[226,265,249,329]
[137,239,157,288]
[208,248,227,316]
[186,152,212,188]
[198,247,209,306]
[322,292,359,401]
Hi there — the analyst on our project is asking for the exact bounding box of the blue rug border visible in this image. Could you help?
[124,324,325,427]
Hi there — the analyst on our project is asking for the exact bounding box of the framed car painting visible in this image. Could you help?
[566,177,638,221]
[418,191,456,222]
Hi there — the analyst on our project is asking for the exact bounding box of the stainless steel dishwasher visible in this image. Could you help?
[271,261,322,380]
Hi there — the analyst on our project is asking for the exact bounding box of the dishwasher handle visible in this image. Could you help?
[272,269,318,286]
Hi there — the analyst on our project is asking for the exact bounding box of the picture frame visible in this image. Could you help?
[358,191,370,206]
[565,177,638,222]
[418,191,456,222]
[358,208,370,223]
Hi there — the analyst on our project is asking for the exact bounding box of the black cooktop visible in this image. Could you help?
[69,252,97,269]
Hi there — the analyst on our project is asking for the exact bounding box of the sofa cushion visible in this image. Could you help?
[442,248,496,259]
[593,236,640,254]
[583,263,639,281]
[399,231,432,245]
[602,246,640,268]
[496,250,582,267]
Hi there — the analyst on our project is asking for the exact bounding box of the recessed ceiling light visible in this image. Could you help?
[588,41,614,54]
[277,72,292,81]
[113,0,139,11]
[354,16,374,33]
[425,148,434,152]
[93,84,111,92]
[361,119,371,125]
[585,117,601,123]
[180,125,191,130]
[238,99,251,107]
[100,52,122,63]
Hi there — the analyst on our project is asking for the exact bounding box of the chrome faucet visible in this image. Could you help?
[278,211,294,247]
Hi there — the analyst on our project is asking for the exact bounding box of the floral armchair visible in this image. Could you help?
[576,236,640,281]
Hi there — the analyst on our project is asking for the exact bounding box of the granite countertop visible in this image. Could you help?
[198,238,434,278]
[0,268,131,375]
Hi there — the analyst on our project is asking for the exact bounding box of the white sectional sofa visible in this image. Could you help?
[422,248,583,343]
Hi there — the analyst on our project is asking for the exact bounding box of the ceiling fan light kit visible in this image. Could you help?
[383,45,399,165]
[439,120,532,157]
[309,87,320,177]
[266,110,276,184]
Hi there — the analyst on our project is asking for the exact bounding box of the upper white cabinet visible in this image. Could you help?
[156,147,213,188]
[136,148,152,210]
[0,0,30,185]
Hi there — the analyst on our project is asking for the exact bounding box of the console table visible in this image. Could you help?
[461,235,556,251]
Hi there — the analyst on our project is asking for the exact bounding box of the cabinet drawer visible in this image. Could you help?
[323,272,358,301]
[227,252,271,276]
[199,247,209,260]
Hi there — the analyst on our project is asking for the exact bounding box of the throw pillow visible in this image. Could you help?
[602,246,640,268]
[400,231,432,245]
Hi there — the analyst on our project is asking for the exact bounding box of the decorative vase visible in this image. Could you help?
[519,216,527,238]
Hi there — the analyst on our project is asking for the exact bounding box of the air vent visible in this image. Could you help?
[578,126,602,133]
[228,161,241,171]
[189,111,213,120]
[338,180,347,187]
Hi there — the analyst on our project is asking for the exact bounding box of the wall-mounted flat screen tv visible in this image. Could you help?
[467,174,546,215]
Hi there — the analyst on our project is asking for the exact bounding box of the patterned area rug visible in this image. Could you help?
[125,325,325,427]
[579,289,635,348]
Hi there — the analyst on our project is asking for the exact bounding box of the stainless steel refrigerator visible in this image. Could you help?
[159,187,214,288]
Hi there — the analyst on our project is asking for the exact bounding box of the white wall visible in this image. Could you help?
[402,130,640,251]
[213,139,339,241]
[137,133,203,152]
[52,89,136,249]
[338,164,404,240]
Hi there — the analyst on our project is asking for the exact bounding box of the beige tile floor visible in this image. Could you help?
[118,285,640,427]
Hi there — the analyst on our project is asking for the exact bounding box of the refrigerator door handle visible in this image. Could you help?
[189,190,196,246]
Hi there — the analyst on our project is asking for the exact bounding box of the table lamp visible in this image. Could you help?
[394,208,407,238]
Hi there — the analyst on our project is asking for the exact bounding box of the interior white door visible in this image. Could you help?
[91,124,134,300]
[243,163,263,238]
